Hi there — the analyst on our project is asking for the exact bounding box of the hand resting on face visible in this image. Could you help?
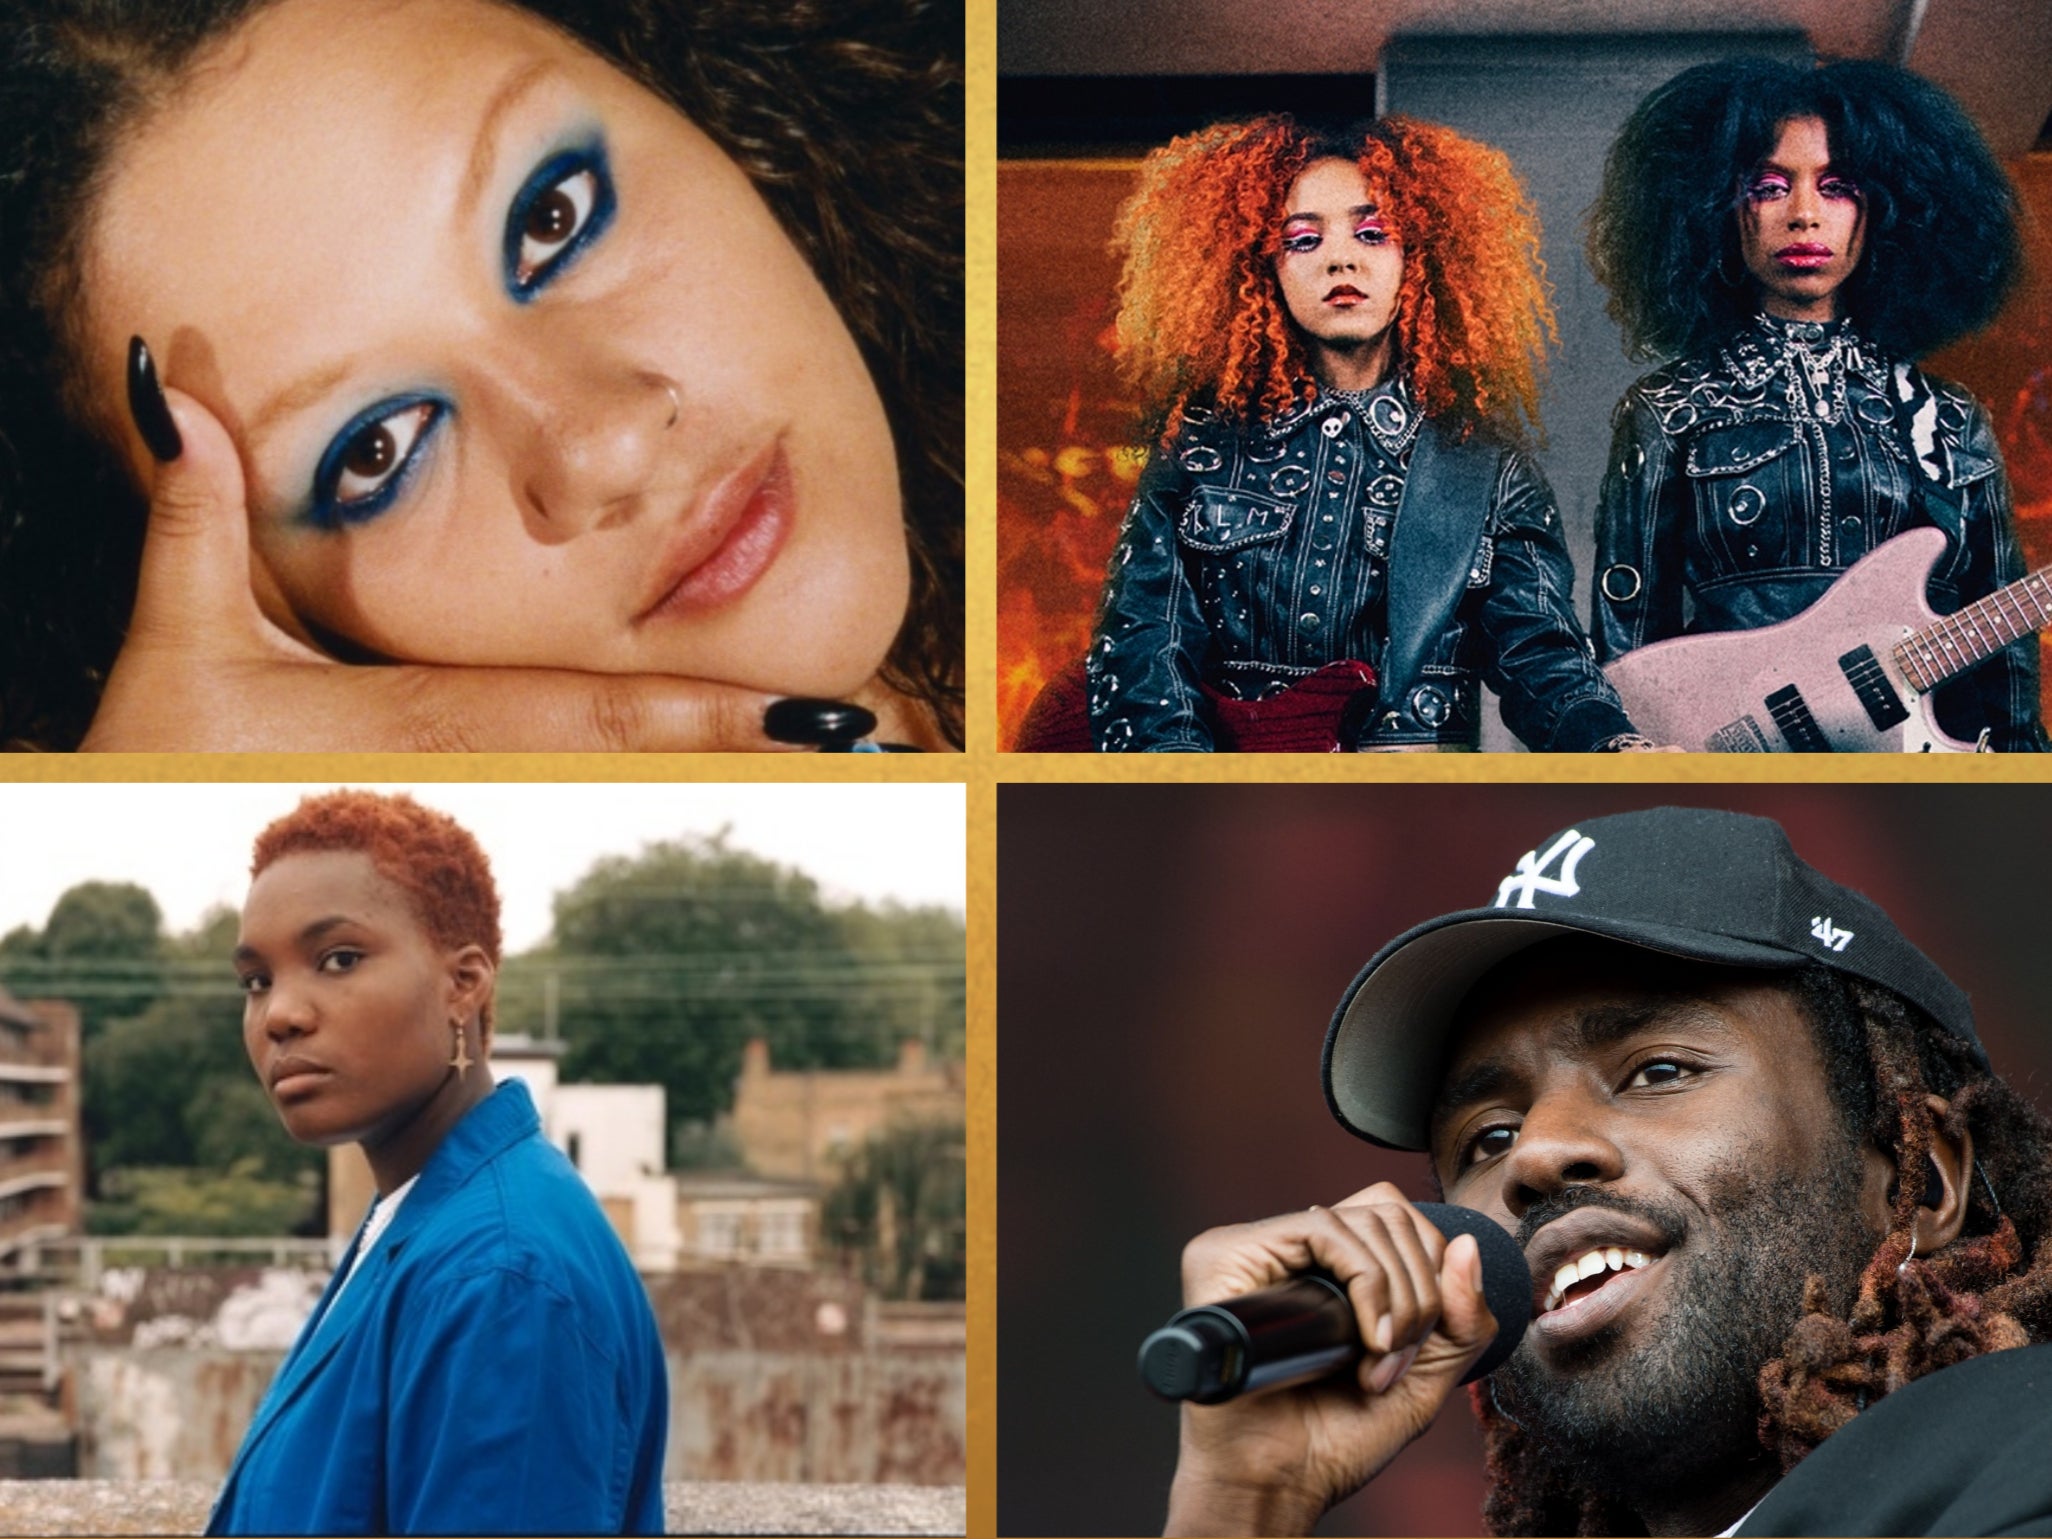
[82,388,807,752]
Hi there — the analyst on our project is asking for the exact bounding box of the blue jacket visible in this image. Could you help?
[208,1079,669,1535]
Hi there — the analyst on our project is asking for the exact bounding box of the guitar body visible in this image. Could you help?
[1604,528,1979,752]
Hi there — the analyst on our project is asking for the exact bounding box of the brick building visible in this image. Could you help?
[728,1039,963,1184]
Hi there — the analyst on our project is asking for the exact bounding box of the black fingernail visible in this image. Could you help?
[127,336,183,462]
[763,698,877,746]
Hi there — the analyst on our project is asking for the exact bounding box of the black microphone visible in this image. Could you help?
[1137,1202,1532,1404]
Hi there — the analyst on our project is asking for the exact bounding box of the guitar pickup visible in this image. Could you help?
[1838,645,1911,732]
[1765,685,1832,752]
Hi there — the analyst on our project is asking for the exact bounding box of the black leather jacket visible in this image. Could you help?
[1086,380,1635,751]
[1594,314,2045,751]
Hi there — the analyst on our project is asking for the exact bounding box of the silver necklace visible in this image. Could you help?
[1778,325,1848,425]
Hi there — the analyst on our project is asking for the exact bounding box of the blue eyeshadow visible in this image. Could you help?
[502,138,616,303]
[304,393,450,531]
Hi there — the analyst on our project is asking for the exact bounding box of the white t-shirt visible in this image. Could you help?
[320,1174,420,1330]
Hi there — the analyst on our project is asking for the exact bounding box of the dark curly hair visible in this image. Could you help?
[251,789,504,1026]
[1586,58,2021,363]
[1111,115,1557,446]
[0,0,962,750]
[1474,966,2052,1536]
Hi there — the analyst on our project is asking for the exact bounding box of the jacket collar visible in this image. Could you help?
[1250,374,1421,455]
[211,1078,543,1515]
[1724,312,1892,394]
[372,1076,540,1258]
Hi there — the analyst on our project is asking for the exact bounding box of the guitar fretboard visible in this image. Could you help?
[1893,567,2052,692]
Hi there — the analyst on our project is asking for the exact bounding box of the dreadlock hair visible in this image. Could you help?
[1110,114,1557,447]
[0,0,962,749]
[1586,57,2021,364]
[1472,965,2052,1537]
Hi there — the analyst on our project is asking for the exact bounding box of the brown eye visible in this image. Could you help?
[526,188,577,243]
[1468,1126,1517,1166]
[343,425,397,479]
[327,401,442,511]
[512,166,601,288]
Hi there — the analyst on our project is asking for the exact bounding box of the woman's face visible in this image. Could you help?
[235,847,483,1149]
[1735,115,1867,324]
[1273,157,1405,385]
[83,0,909,697]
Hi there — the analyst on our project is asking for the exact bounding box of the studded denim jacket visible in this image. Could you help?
[1594,314,2045,751]
[1085,380,1635,751]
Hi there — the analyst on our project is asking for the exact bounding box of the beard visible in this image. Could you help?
[1487,1150,1876,1498]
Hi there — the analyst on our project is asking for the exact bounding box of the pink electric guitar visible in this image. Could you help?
[1605,527,2051,752]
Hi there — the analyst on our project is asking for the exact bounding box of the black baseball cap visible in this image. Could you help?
[1322,807,1983,1151]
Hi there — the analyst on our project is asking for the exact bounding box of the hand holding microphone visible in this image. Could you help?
[1160,1185,1521,1537]
[1141,1201,1532,1402]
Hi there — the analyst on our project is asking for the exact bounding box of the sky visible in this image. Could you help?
[0,782,964,952]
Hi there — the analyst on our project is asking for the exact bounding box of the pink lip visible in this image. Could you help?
[1324,285,1367,305]
[634,442,792,623]
[268,1056,332,1100]
[1774,244,1833,268]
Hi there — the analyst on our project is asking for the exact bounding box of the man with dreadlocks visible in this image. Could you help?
[1166,807,2052,1536]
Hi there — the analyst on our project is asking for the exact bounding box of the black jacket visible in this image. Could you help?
[1594,314,2045,752]
[1086,381,1634,751]
[1738,1342,2052,1536]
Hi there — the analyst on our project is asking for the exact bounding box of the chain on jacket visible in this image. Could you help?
[1594,313,2046,751]
[1086,379,1635,751]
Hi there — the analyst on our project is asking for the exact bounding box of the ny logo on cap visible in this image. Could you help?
[1495,829,1596,910]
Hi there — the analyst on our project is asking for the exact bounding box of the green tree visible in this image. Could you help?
[79,904,289,1185]
[88,1162,321,1238]
[538,832,898,1139]
[0,880,167,1029]
[834,900,967,1059]
[821,1119,966,1301]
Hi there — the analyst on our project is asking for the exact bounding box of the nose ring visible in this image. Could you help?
[662,382,680,431]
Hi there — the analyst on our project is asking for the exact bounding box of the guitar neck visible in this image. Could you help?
[1894,566,2052,692]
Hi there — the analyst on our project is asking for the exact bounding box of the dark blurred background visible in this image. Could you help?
[997,784,2052,1534]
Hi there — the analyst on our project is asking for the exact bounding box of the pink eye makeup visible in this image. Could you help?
[1743,172,1792,202]
[1352,215,1390,244]
[1280,219,1322,254]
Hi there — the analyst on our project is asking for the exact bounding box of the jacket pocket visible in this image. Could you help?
[1177,486,1296,552]
[1684,421,1804,574]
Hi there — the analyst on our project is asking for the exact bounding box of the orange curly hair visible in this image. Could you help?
[1111,115,1557,442]
[251,790,504,1024]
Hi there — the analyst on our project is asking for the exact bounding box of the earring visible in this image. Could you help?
[449,1021,474,1074]
[1717,244,1746,288]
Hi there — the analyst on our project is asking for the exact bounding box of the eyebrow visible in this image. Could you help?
[1432,998,1736,1121]
[459,58,559,220]
[1284,203,1380,223]
[232,914,363,967]
[239,59,562,459]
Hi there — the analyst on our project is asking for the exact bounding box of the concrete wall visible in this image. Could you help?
[61,1264,964,1487]
[0,1479,966,1536]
